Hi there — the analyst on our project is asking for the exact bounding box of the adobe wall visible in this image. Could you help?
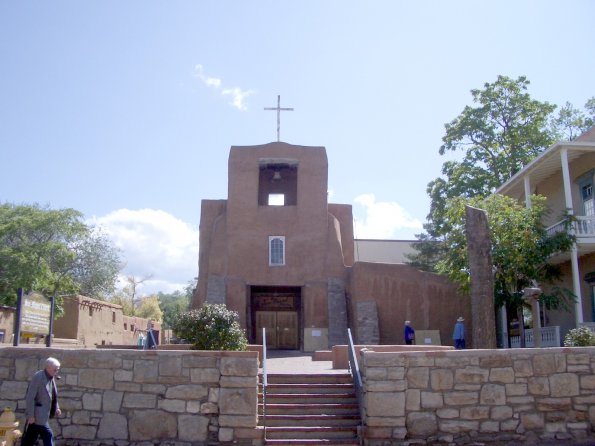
[328,203,355,266]
[361,347,595,445]
[52,296,159,348]
[348,262,472,346]
[0,347,260,445]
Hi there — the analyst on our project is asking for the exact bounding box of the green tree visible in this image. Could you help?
[436,194,574,312]
[108,274,153,316]
[0,203,121,310]
[410,76,591,272]
[550,97,595,141]
[406,226,447,272]
[172,303,247,351]
[71,228,123,299]
[109,293,135,316]
[136,295,163,321]
[428,75,556,237]
[158,289,191,329]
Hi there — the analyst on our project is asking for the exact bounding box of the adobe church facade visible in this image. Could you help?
[192,142,471,350]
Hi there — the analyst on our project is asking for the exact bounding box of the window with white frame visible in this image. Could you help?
[582,183,594,216]
[269,236,285,266]
[577,170,595,216]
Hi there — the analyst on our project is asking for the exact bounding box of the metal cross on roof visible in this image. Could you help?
[264,95,294,142]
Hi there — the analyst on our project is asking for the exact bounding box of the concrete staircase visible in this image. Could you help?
[259,373,361,446]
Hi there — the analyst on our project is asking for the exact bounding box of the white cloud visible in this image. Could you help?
[194,64,222,88]
[194,64,254,111]
[89,209,199,296]
[353,193,423,239]
[222,87,255,111]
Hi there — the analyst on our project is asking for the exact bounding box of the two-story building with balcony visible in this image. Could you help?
[496,126,595,341]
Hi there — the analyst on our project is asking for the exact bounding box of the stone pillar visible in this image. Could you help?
[356,301,379,344]
[206,275,226,304]
[524,287,542,348]
[465,205,497,349]
[327,278,348,347]
[500,306,509,348]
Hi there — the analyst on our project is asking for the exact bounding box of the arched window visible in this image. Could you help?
[269,236,285,266]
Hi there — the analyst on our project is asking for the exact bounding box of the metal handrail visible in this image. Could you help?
[262,327,268,438]
[347,328,364,421]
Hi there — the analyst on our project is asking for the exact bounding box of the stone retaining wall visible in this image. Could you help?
[361,347,595,445]
[0,347,261,445]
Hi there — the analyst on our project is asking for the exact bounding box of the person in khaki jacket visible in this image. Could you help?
[21,357,61,446]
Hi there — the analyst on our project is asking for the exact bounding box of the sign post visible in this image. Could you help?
[13,288,23,346]
[46,296,55,347]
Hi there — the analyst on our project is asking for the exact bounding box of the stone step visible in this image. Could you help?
[261,393,356,404]
[260,403,360,416]
[261,383,355,394]
[265,426,358,440]
[262,373,353,385]
[261,414,360,427]
[259,370,361,444]
[264,439,359,446]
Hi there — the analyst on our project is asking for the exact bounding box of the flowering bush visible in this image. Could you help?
[172,303,248,351]
[563,326,595,347]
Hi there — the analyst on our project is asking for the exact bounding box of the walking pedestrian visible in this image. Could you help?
[21,357,61,446]
[404,320,415,345]
[453,316,465,349]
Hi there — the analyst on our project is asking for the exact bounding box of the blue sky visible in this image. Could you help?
[1,1,594,295]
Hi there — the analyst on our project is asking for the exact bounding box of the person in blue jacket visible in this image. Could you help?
[404,320,415,345]
[453,316,466,349]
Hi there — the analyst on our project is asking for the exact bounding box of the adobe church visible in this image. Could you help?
[192,141,471,350]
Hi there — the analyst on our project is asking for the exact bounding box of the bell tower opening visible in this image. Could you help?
[258,159,298,206]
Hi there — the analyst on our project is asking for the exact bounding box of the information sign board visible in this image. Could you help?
[21,292,51,335]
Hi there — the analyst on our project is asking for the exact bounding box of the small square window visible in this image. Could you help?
[268,194,285,206]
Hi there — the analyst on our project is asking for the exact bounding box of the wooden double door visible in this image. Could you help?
[255,310,299,350]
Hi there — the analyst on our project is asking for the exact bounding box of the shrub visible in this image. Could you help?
[172,303,248,351]
[563,326,595,347]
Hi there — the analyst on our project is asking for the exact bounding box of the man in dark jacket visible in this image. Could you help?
[21,357,61,446]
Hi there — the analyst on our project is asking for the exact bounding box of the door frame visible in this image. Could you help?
[248,285,302,350]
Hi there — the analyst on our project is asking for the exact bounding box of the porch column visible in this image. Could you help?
[571,248,584,324]
[524,176,532,208]
[561,148,584,325]
[560,148,574,211]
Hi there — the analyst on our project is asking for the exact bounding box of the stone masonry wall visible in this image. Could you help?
[361,347,595,445]
[0,347,261,445]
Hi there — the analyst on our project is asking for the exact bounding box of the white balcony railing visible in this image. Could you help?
[509,326,561,348]
[547,216,595,238]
